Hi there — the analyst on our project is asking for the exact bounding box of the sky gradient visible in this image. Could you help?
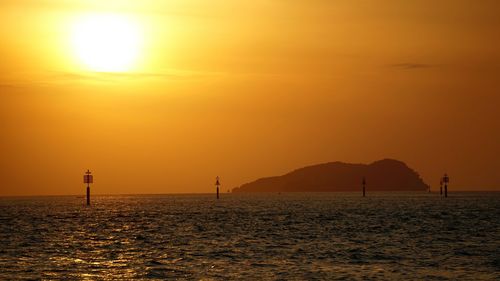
[1,0,499,195]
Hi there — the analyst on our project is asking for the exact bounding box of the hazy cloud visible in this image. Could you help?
[0,69,224,87]
[389,63,434,69]
[0,84,16,88]
[50,69,223,82]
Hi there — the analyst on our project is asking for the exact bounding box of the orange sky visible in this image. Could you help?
[1,0,499,195]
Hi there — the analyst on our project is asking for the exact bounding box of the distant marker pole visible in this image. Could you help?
[440,179,443,196]
[362,177,366,197]
[215,176,220,200]
[443,173,449,198]
[84,169,93,205]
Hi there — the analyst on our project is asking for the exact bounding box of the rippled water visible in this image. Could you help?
[0,193,499,280]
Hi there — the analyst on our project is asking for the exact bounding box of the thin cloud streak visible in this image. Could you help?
[0,69,226,87]
[0,84,16,88]
[388,63,434,69]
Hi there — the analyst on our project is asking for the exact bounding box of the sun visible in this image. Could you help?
[71,14,142,72]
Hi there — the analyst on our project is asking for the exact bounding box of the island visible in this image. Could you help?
[232,159,429,193]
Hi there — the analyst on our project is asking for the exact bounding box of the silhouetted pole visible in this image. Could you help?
[443,173,449,198]
[440,179,443,196]
[215,176,220,199]
[362,177,366,197]
[84,169,93,206]
[87,185,90,205]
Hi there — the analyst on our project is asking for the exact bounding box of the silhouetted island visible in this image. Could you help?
[233,159,429,193]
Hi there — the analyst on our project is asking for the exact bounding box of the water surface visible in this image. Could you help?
[0,193,499,280]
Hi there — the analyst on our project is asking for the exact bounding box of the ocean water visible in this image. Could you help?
[0,193,499,280]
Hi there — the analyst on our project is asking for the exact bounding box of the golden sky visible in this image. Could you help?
[1,0,499,195]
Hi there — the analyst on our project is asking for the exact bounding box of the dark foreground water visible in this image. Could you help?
[0,193,499,280]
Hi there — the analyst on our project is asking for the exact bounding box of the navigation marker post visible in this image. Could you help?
[84,169,93,206]
[443,173,449,198]
[440,179,443,196]
[362,177,366,197]
[215,176,220,200]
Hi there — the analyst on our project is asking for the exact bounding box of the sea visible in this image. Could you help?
[0,192,498,280]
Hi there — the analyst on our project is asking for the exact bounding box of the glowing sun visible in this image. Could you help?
[71,14,142,72]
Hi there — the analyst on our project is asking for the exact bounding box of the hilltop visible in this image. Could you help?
[232,159,429,193]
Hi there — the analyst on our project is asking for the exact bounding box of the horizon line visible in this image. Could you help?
[1,190,500,198]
